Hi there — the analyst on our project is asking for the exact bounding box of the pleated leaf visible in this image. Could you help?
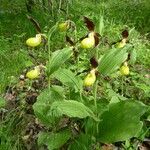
[46,47,72,76]
[33,87,64,126]
[98,100,148,143]
[98,47,128,75]
[38,130,71,150]
[53,68,82,92]
[129,48,137,64]
[50,100,98,121]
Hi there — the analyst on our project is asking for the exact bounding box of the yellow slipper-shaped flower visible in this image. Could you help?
[83,69,96,87]
[116,39,127,48]
[26,67,40,79]
[26,34,42,47]
[81,32,95,49]
[120,62,129,75]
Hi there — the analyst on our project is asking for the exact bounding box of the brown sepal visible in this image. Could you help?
[95,70,99,77]
[126,53,131,61]
[84,16,95,31]
[94,33,100,47]
[95,32,101,37]
[122,30,129,38]
[90,57,98,68]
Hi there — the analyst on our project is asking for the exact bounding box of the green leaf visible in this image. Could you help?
[50,100,97,120]
[107,88,127,102]
[109,96,120,104]
[98,101,148,143]
[147,115,150,121]
[129,48,137,64]
[98,47,128,75]
[33,87,64,126]
[46,47,72,76]
[38,130,71,150]
[68,133,92,150]
[0,97,6,108]
[53,68,82,92]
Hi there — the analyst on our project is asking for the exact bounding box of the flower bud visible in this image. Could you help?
[58,22,69,32]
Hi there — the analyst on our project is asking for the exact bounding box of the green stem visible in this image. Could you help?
[69,20,77,41]
[93,80,98,109]
[48,24,57,59]
[66,0,69,18]
[51,0,54,19]
[47,24,58,89]
[121,76,124,96]
[58,0,62,14]
[93,80,99,134]
[79,91,83,103]
[68,20,78,72]
[94,47,99,133]
[93,45,99,109]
